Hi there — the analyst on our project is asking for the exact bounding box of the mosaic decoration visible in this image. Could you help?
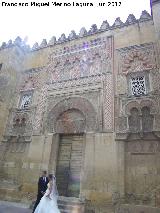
[118,43,156,75]
[46,36,113,132]
[47,37,111,84]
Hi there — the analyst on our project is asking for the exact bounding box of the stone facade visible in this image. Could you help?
[0,1,160,212]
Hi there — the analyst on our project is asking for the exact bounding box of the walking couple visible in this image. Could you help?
[32,171,61,213]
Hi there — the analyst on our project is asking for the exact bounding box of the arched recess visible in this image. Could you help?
[140,99,156,114]
[47,97,98,133]
[125,101,140,115]
[56,109,85,134]
[128,107,140,133]
[141,106,154,132]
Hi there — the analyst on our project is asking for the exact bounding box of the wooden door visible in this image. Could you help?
[56,135,83,197]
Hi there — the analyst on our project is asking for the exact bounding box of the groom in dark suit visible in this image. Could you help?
[32,170,49,213]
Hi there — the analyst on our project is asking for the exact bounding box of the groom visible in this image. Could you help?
[32,170,49,213]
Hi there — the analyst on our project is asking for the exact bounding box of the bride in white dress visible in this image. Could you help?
[34,174,61,213]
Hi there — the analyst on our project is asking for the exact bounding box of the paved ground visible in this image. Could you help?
[0,201,32,213]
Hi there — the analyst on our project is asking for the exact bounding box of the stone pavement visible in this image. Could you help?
[0,201,32,213]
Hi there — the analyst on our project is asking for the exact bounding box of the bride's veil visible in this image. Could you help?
[51,175,59,200]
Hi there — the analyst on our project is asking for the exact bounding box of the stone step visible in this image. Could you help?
[60,210,71,213]
[58,202,84,206]
[57,196,85,213]
[58,203,84,210]
[60,209,82,213]
[59,209,83,213]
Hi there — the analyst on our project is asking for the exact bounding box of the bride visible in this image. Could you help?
[34,174,61,213]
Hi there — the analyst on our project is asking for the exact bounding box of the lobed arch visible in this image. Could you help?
[125,99,156,115]
[139,99,156,114]
[122,50,153,74]
[125,101,140,115]
[47,96,98,133]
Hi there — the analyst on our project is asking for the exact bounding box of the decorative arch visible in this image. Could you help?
[128,107,140,132]
[141,106,154,132]
[47,97,98,133]
[125,101,140,115]
[122,50,153,74]
[56,109,85,134]
[125,99,156,115]
[139,99,156,114]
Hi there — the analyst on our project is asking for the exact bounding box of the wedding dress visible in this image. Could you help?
[34,177,60,213]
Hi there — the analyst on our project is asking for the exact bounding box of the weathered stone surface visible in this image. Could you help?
[0,2,159,212]
[116,204,160,213]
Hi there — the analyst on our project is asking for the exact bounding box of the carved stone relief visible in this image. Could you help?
[33,85,49,134]
[150,70,160,93]
[116,98,159,135]
[5,109,34,136]
[17,68,48,134]
[56,109,86,134]
[18,67,45,92]
[46,89,103,133]
[103,74,114,131]
[47,97,98,133]
[117,43,156,75]
[47,37,112,85]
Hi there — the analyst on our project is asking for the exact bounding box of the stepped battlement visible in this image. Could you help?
[0,10,152,52]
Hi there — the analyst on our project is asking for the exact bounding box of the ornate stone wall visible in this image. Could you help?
[47,96,98,133]
[115,34,160,208]
[46,36,113,134]
[0,3,159,212]
[115,42,160,137]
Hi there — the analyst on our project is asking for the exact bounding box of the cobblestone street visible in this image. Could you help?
[0,201,32,213]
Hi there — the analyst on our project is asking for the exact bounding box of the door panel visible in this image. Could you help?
[67,135,83,197]
[56,135,83,197]
[56,137,72,196]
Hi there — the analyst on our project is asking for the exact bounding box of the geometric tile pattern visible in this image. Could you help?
[103,74,114,131]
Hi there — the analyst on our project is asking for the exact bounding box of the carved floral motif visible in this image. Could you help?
[47,39,111,84]
[118,44,156,75]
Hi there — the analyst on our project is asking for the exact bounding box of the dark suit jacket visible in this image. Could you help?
[38,176,49,196]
